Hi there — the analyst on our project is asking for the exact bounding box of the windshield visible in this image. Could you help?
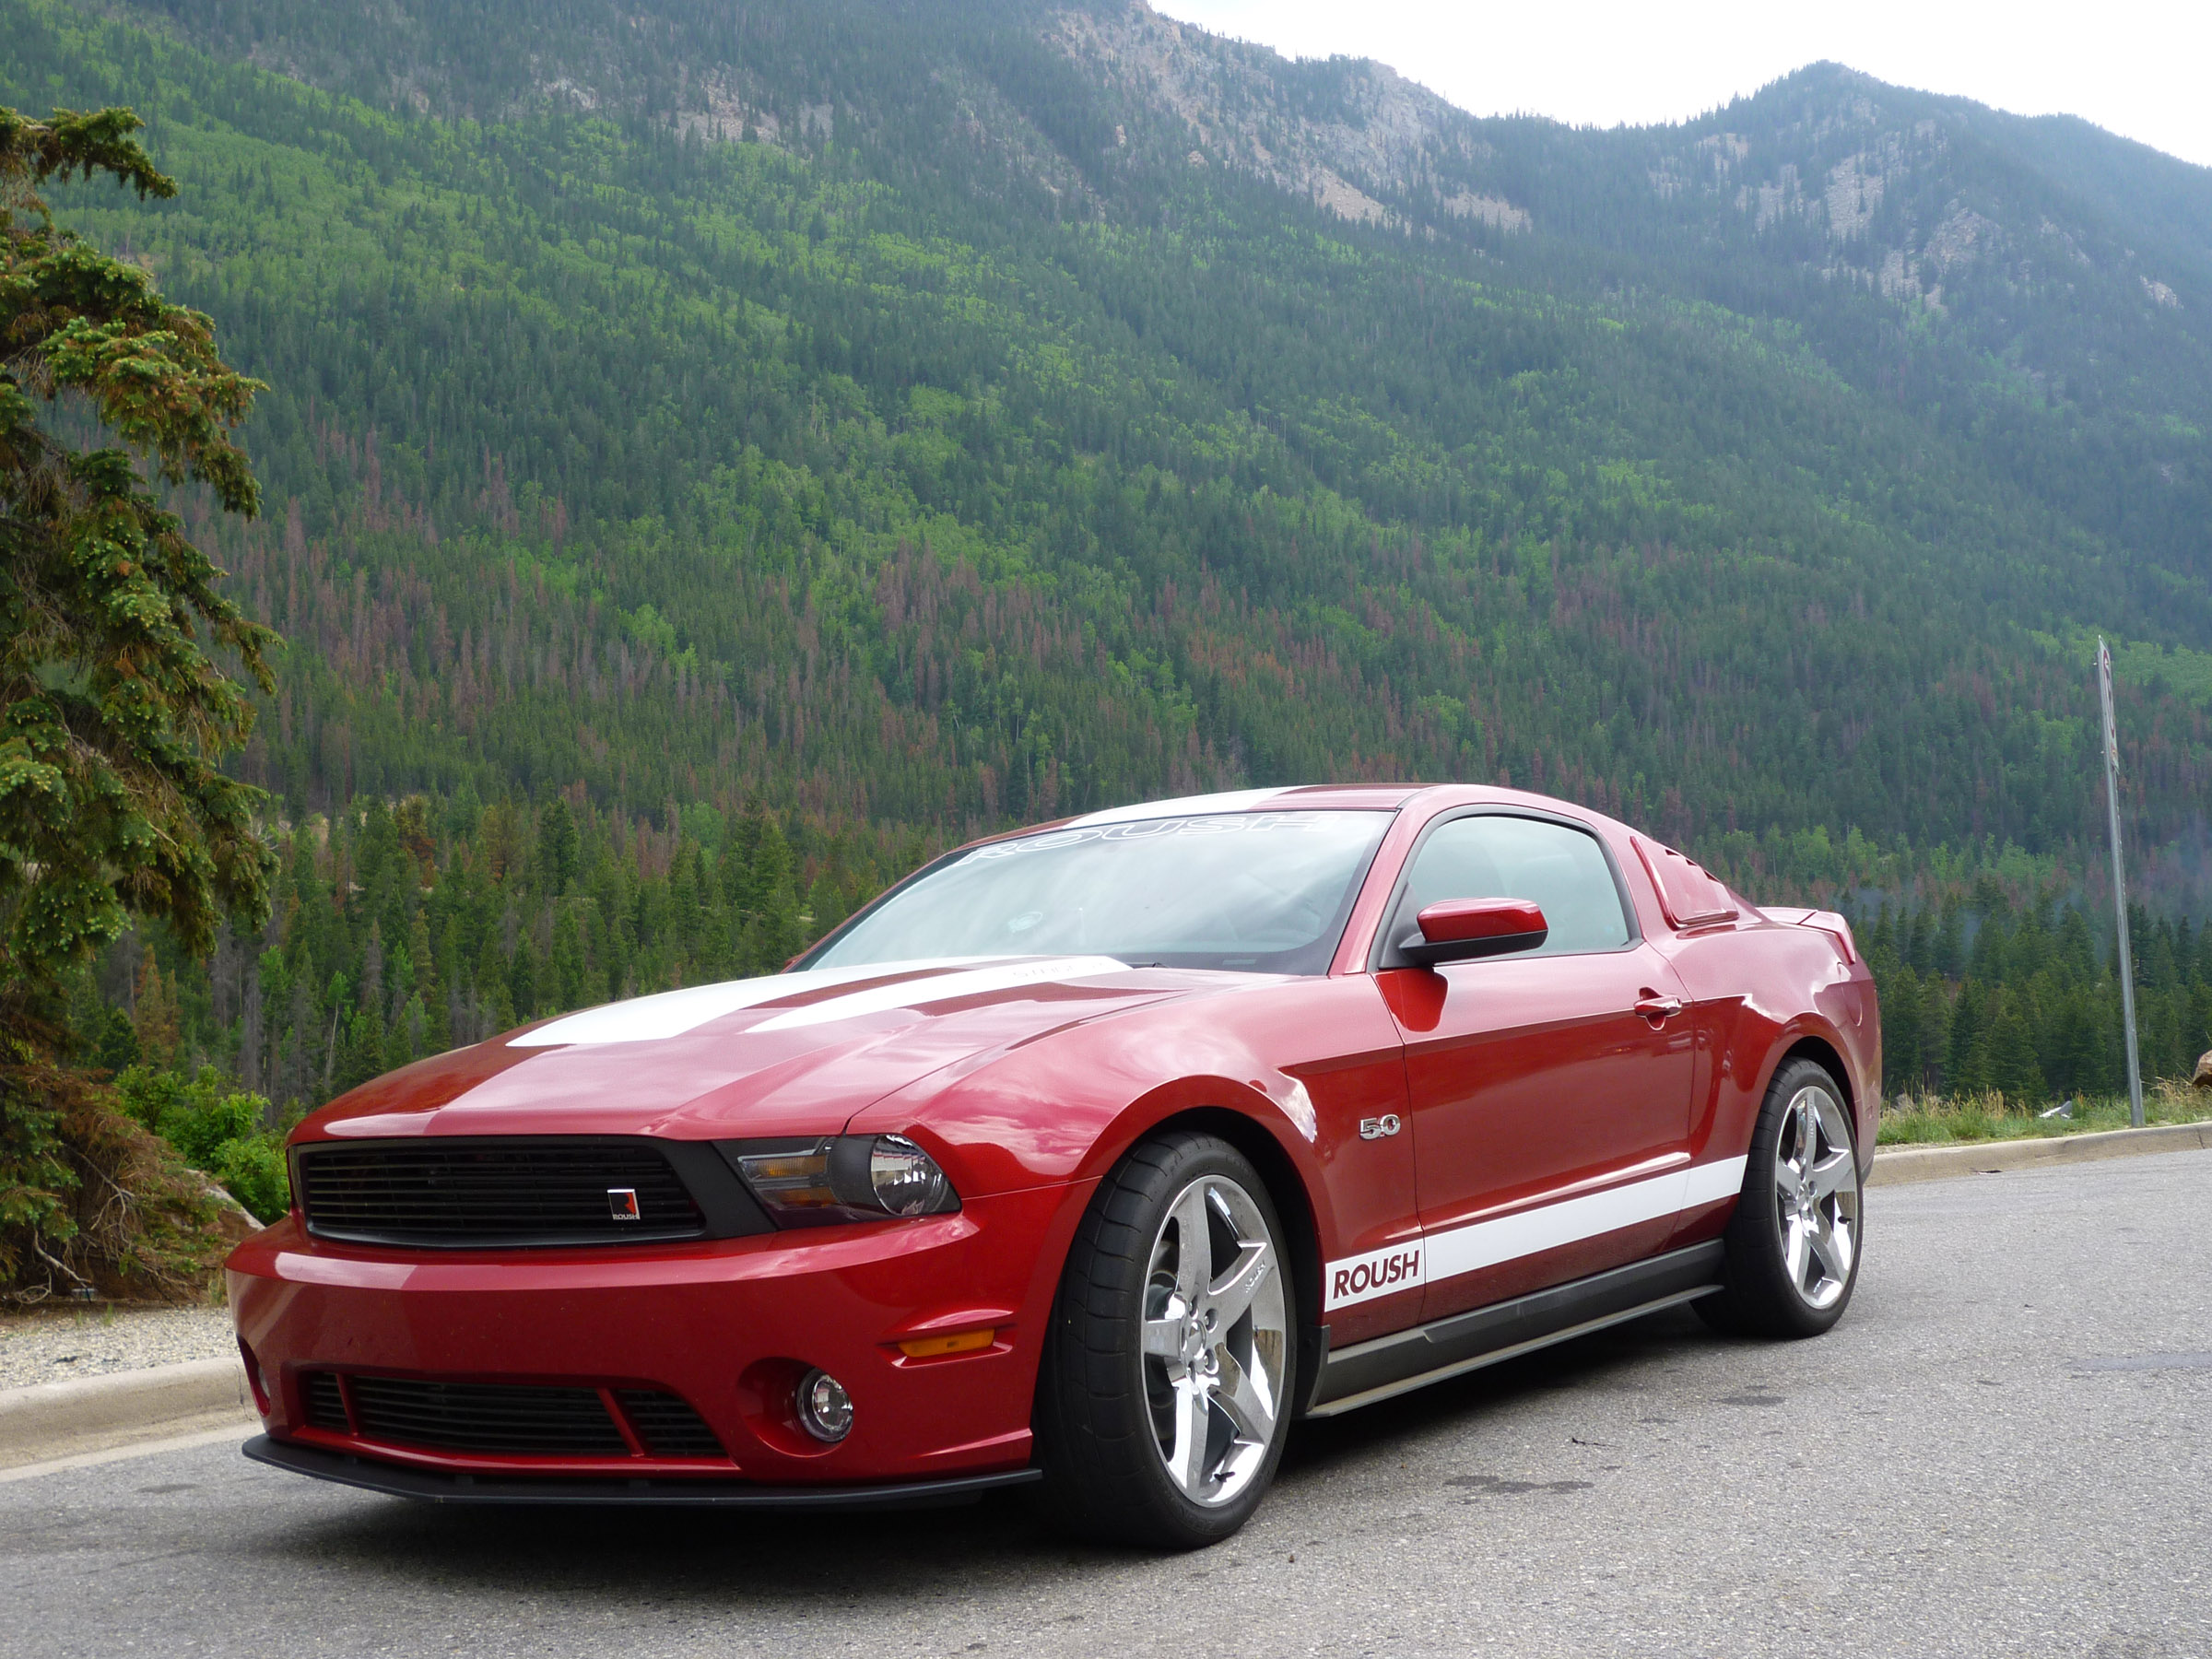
[808,811,1394,976]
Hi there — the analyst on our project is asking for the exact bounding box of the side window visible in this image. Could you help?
[1394,816,1630,958]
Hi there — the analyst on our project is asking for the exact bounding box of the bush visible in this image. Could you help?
[0,1049,235,1300]
[114,1066,290,1223]
[209,1135,289,1222]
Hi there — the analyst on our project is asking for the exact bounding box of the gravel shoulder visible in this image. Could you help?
[0,1303,234,1390]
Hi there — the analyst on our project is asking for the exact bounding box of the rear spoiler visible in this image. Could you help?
[1756,906,1857,964]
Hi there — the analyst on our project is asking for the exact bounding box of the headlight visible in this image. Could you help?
[721,1135,960,1227]
[864,1135,955,1217]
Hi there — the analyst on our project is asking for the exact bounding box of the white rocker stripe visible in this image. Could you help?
[1324,1156,1749,1312]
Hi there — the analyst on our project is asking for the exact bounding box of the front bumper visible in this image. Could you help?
[228,1182,1079,1488]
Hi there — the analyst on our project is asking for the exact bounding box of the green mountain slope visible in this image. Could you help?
[7,0,2211,908]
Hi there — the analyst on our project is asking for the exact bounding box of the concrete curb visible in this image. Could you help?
[1868,1120,2212,1186]
[0,1357,253,1470]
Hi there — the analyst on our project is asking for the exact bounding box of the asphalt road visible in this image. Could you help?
[5,1151,2208,1659]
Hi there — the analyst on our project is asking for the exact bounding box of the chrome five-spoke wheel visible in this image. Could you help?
[1773,1083,1858,1311]
[1701,1056,1864,1338]
[1038,1131,1298,1546]
[1141,1174,1289,1508]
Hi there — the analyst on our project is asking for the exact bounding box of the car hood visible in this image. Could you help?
[300,956,1250,1143]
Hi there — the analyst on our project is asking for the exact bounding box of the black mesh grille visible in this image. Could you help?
[616,1390,725,1458]
[301,1371,348,1432]
[345,1376,629,1456]
[297,1138,704,1247]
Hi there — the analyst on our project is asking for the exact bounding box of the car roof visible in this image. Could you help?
[1061,785,1424,825]
[963,782,1629,850]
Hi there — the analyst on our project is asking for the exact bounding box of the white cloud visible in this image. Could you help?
[1153,0,2212,169]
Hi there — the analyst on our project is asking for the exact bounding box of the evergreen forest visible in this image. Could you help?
[5,0,2212,1231]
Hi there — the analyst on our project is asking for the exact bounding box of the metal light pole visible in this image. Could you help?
[2097,638,2146,1128]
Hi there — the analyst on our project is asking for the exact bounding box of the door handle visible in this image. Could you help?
[1634,994,1684,1022]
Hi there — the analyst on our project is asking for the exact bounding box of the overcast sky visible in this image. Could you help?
[1152,1,2212,169]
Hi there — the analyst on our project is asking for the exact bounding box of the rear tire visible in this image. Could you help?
[1032,1131,1295,1549]
[1697,1058,1863,1338]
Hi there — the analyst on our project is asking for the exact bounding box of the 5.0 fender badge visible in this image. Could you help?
[1358,1114,1402,1140]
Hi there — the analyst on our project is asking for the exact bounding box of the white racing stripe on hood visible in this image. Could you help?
[1067,788,1289,827]
[748,955,1134,1032]
[508,958,997,1047]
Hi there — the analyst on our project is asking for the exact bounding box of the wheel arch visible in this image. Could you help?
[1764,1030,1873,1168]
[1776,1033,1853,1112]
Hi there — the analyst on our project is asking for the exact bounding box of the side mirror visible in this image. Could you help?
[1395,897,1548,967]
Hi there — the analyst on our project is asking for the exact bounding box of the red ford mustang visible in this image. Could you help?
[229,784,1877,1546]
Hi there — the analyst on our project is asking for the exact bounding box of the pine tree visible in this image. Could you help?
[1917,974,1950,1094]
[282,973,314,1112]
[1906,909,1935,974]
[537,798,581,897]
[0,105,274,1290]
[92,1003,137,1075]
[239,957,265,1095]
[1878,962,1920,1096]
[131,954,181,1071]
[359,922,385,1032]
[509,935,539,1022]
[1947,979,1991,1097]
[335,1006,384,1095]
[551,907,588,1010]
[1934,905,1965,979]
[1987,992,2047,1105]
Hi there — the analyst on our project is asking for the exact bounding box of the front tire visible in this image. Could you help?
[1033,1131,1295,1548]
[1698,1058,1863,1338]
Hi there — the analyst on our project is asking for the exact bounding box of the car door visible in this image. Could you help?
[1371,810,1698,1324]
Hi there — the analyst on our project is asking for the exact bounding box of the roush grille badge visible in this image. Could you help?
[607,1187,641,1222]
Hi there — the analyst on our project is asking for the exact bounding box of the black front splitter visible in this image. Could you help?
[242,1435,1042,1510]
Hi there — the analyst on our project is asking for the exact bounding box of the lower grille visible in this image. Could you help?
[303,1373,728,1460]
[301,1372,348,1432]
[347,1376,629,1456]
[616,1390,724,1457]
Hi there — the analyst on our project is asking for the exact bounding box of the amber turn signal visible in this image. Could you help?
[896,1328,995,1359]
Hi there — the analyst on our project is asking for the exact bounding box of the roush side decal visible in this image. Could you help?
[1323,1157,1750,1312]
[1324,1241,1426,1311]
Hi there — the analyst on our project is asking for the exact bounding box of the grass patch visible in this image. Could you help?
[1876,1079,2211,1146]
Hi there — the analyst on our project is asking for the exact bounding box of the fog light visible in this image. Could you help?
[795,1368,853,1443]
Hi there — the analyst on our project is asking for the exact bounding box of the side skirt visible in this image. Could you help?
[1304,1241,1725,1418]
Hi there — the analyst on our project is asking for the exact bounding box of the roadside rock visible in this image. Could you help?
[185,1171,263,1243]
